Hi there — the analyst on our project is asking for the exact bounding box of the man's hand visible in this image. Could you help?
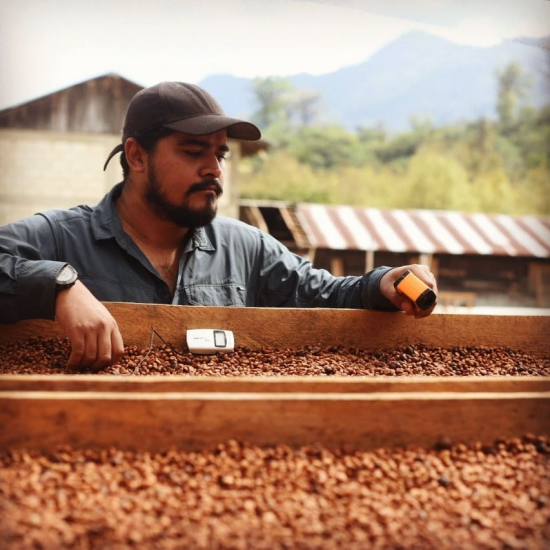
[380,264,438,318]
[55,281,124,369]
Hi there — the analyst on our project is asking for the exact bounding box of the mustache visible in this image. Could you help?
[186,179,223,197]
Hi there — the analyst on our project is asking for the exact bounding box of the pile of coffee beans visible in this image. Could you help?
[1,436,548,548]
[0,337,548,376]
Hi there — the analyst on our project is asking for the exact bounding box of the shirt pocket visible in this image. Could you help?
[185,283,248,306]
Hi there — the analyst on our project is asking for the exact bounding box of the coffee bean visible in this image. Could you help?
[0,437,547,548]
[2,338,547,377]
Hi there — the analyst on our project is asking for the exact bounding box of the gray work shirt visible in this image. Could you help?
[0,183,398,323]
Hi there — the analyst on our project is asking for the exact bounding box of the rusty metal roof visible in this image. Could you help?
[296,204,550,258]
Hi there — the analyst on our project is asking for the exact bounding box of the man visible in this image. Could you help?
[0,82,437,369]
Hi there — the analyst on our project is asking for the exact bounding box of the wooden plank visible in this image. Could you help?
[439,291,477,308]
[1,303,549,355]
[1,375,549,394]
[1,391,548,452]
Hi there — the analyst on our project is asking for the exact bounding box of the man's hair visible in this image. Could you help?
[120,127,175,179]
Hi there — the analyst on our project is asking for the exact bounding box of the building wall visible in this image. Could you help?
[0,128,239,226]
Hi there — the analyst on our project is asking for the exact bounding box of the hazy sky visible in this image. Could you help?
[1,0,549,110]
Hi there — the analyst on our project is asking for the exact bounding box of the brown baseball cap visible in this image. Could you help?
[103,81,261,170]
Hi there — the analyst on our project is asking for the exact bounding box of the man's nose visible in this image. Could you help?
[199,155,223,179]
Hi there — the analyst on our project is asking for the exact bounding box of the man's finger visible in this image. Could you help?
[80,331,98,367]
[91,328,113,370]
[67,332,86,367]
[111,325,125,364]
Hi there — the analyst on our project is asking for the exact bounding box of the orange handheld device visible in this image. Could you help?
[393,270,436,311]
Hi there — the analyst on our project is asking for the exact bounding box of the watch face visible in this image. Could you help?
[57,265,78,285]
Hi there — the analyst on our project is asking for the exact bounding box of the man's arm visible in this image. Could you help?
[0,215,63,322]
[255,231,437,315]
[0,215,124,368]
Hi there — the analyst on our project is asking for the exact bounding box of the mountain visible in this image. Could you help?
[199,31,550,132]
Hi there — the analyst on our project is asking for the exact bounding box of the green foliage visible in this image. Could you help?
[287,126,369,170]
[502,105,550,172]
[251,77,323,131]
[400,147,474,211]
[515,162,550,215]
[287,89,323,127]
[240,150,331,203]
[251,77,295,129]
[496,62,532,130]
[244,68,549,215]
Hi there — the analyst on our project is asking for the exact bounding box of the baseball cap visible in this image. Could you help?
[103,82,261,170]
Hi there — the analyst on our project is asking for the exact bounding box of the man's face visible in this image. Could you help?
[144,130,228,228]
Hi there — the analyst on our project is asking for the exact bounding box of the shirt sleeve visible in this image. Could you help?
[255,231,399,311]
[0,214,67,323]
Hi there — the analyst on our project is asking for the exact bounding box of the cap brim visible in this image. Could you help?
[164,115,261,141]
[103,116,261,171]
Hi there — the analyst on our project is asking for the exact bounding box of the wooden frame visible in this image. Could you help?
[1,303,548,354]
[1,304,548,452]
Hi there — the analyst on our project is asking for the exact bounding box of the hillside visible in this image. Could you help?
[200,31,550,132]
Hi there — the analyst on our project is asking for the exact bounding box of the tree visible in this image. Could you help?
[251,77,295,129]
[240,150,331,203]
[356,124,387,145]
[242,66,547,216]
[288,89,322,127]
[516,162,550,215]
[496,62,531,129]
[402,147,475,211]
[288,125,367,170]
[450,118,501,176]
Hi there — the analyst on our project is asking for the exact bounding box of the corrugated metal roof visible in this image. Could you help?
[296,204,550,258]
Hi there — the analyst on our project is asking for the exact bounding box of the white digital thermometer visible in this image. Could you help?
[186,329,235,354]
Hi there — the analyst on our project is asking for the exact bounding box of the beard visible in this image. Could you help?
[144,159,223,229]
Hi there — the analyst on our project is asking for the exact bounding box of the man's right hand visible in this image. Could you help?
[54,281,124,370]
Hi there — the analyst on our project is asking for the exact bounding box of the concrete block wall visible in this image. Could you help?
[0,129,238,226]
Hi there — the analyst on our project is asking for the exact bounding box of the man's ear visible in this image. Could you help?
[125,138,147,174]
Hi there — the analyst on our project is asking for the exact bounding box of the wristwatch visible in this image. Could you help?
[55,264,78,294]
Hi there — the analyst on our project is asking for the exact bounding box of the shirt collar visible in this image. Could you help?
[191,227,215,251]
[91,182,216,252]
[91,182,125,241]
